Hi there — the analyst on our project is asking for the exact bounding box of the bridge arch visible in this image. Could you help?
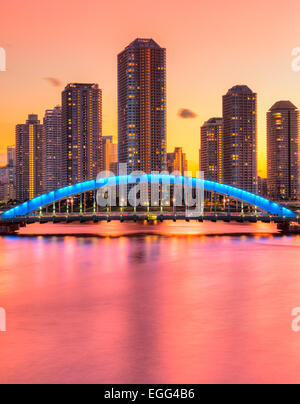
[0,175,296,219]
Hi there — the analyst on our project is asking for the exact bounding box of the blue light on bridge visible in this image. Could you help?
[0,175,296,219]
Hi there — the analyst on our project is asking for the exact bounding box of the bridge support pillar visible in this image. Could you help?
[277,221,300,234]
[0,222,22,235]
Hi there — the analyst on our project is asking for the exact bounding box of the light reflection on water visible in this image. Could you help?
[0,222,300,384]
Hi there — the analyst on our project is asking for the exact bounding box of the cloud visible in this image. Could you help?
[43,77,62,87]
[177,108,198,119]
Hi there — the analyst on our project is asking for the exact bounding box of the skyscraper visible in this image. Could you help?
[0,165,8,202]
[118,38,167,174]
[223,85,257,193]
[267,101,300,201]
[102,136,118,174]
[7,146,16,200]
[16,115,45,202]
[258,176,268,198]
[44,106,62,192]
[62,83,102,186]
[167,147,188,175]
[200,118,223,183]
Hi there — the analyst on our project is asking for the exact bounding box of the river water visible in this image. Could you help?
[0,222,300,384]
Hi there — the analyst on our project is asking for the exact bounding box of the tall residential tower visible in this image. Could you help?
[167,147,188,176]
[200,118,223,183]
[267,101,300,201]
[44,106,62,192]
[62,83,102,186]
[118,38,167,173]
[223,85,257,193]
[102,136,118,173]
[16,115,45,202]
[7,146,16,200]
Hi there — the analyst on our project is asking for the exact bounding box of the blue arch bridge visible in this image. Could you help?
[0,175,299,234]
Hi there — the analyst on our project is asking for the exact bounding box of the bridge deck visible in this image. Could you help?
[0,213,299,225]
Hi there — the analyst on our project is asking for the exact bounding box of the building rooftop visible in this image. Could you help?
[269,100,298,111]
[26,114,40,124]
[126,38,162,50]
[65,83,99,89]
[202,117,223,126]
[226,85,254,95]
[207,117,223,124]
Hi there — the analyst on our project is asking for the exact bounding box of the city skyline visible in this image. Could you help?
[2,0,300,388]
[3,89,299,203]
[2,75,299,203]
[1,0,300,176]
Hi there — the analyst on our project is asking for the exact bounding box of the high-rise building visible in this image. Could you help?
[200,118,223,182]
[110,143,119,175]
[102,136,118,174]
[258,176,268,198]
[7,146,16,200]
[118,38,167,174]
[267,101,300,201]
[62,83,102,186]
[44,106,62,192]
[16,115,45,202]
[0,147,16,202]
[167,147,188,175]
[223,85,257,193]
[0,165,8,202]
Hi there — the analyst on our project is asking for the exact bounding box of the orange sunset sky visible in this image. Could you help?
[1,0,300,176]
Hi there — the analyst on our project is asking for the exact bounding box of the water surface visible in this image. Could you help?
[0,222,300,384]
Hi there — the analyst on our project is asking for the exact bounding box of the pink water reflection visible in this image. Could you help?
[0,222,300,384]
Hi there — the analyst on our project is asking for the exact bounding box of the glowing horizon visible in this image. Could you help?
[1,0,300,177]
